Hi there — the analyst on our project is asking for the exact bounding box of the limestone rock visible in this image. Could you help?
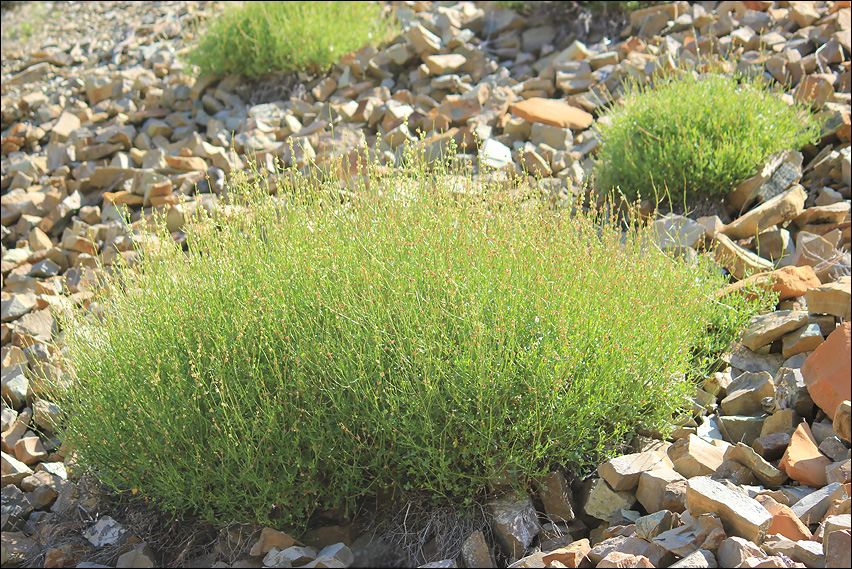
[790,483,847,526]
[14,434,47,465]
[598,450,673,492]
[725,443,787,488]
[1,531,37,567]
[581,478,637,522]
[834,401,851,443]
[781,323,824,360]
[722,258,821,302]
[541,539,590,568]
[535,471,575,523]
[721,371,776,416]
[116,543,157,568]
[588,535,671,567]
[741,311,809,352]
[508,98,593,130]
[825,529,851,569]
[250,528,301,557]
[667,435,726,479]
[722,185,807,240]
[1,294,38,323]
[596,551,654,568]
[264,546,317,567]
[713,233,775,280]
[668,549,718,568]
[685,477,773,544]
[461,531,495,568]
[779,422,832,488]
[488,493,541,559]
[83,516,126,547]
[754,495,812,542]
[716,536,767,568]
[805,277,852,320]
[653,513,728,557]
[636,468,686,514]
[315,543,353,567]
[635,510,674,542]
[773,367,814,419]
[801,323,851,421]
[651,214,706,251]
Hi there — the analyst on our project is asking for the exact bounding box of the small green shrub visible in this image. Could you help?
[581,1,666,13]
[594,69,821,206]
[494,1,531,10]
[54,146,768,533]
[186,1,396,78]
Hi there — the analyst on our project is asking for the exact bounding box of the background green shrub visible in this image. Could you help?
[55,151,768,533]
[594,70,821,206]
[186,1,396,78]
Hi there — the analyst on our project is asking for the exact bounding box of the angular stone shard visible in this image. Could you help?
[790,483,847,526]
[834,401,851,444]
[508,98,594,130]
[779,422,832,488]
[824,529,850,569]
[685,477,773,544]
[725,443,788,488]
[636,468,686,514]
[713,234,775,280]
[653,513,727,557]
[589,535,672,567]
[596,551,654,568]
[488,493,541,559]
[581,478,637,522]
[741,311,809,352]
[754,494,812,542]
[719,265,822,302]
[773,367,814,419]
[598,451,673,492]
[535,471,576,523]
[801,323,851,422]
[722,185,807,240]
[721,371,776,416]
[805,278,852,320]
[781,323,824,360]
[250,527,301,556]
[541,538,590,568]
[651,214,706,250]
[83,516,127,547]
[668,434,726,479]
[461,530,495,568]
[635,510,674,542]
[668,549,719,568]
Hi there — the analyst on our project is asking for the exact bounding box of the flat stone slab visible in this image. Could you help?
[741,311,809,352]
[686,477,773,544]
[83,516,126,548]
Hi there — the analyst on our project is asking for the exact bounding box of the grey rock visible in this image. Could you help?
[84,516,127,547]
[791,483,847,526]
[488,493,541,559]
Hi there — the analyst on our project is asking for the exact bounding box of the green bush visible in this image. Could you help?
[594,70,821,206]
[581,1,667,13]
[54,147,768,533]
[186,1,396,78]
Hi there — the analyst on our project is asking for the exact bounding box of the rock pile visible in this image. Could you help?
[2,0,850,567]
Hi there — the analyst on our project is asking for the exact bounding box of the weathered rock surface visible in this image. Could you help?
[685,477,773,544]
[801,323,851,421]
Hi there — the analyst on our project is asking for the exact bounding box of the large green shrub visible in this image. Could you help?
[594,70,821,205]
[54,148,768,533]
[186,1,396,78]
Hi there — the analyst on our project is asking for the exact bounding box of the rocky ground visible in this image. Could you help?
[1,0,851,567]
